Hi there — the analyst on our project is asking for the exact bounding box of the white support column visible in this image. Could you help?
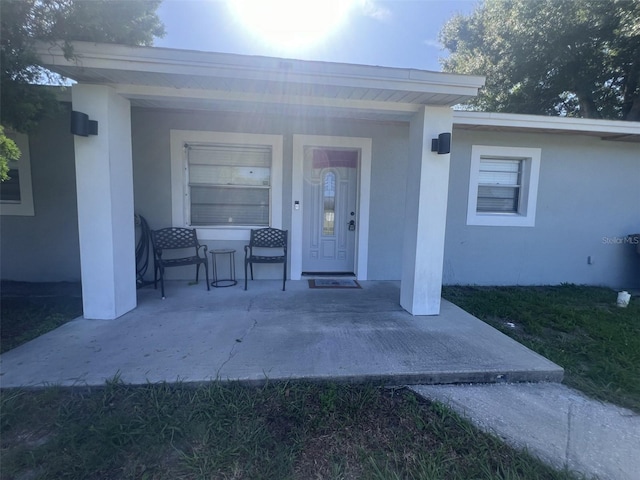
[400,106,453,315]
[72,84,136,319]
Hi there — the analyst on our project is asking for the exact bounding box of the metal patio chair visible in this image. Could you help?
[244,228,288,291]
[150,227,210,298]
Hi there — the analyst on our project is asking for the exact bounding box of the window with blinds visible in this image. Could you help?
[186,143,272,226]
[476,157,522,213]
[467,145,541,227]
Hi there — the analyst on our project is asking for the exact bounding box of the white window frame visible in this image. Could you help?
[170,130,283,240]
[290,134,372,281]
[0,130,35,216]
[466,145,541,227]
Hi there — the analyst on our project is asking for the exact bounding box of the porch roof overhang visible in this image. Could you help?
[36,41,485,122]
[453,111,640,143]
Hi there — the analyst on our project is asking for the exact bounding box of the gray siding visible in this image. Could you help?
[444,129,640,288]
[0,107,81,281]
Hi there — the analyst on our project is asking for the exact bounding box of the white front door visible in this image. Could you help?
[302,147,358,274]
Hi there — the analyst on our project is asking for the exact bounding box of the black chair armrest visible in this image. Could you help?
[244,228,287,291]
[149,226,210,297]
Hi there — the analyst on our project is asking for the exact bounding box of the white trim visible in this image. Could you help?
[36,41,485,96]
[170,130,283,241]
[118,84,424,115]
[454,111,640,137]
[466,145,541,227]
[291,135,371,281]
[0,131,35,216]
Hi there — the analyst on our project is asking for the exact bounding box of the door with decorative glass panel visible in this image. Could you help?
[302,147,358,274]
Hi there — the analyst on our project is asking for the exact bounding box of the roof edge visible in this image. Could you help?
[453,111,640,136]
[35,40,486,93]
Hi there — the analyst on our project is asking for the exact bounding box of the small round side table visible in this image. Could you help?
[210,249,237,287]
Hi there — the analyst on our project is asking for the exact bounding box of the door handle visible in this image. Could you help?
[348,220,356,231]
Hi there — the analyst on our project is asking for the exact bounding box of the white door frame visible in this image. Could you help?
[291,135,372,280]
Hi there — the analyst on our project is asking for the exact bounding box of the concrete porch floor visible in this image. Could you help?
[0,280,563,388]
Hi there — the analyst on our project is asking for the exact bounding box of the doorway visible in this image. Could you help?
[302,148,358,274]
[290,135,372,281]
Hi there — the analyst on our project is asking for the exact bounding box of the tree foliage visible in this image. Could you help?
[440,0,640,121]
[0,0,165,133]
[0,126,21,182]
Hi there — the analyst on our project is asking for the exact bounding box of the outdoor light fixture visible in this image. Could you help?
[70,110,98,136]
[431,132,451,154]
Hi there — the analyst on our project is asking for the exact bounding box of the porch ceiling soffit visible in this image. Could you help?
[453,111,640,143]
[36,41,485,120]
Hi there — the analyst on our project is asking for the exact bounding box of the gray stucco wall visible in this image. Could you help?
[444,128,640,288]
[3,105,637,289]
[0,106,81,281]
[130,108,409,282]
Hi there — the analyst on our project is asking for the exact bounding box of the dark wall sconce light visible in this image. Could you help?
[431,132,451,155]
[70,111,98,136]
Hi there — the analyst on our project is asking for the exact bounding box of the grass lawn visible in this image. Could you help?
[0,282,82,354]
[1,380,581,480]
[2,283,636,479]
[442,284,640,413]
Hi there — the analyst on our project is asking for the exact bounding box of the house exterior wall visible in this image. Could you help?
[0,107,81,281]
[2,106,638,289]
[444,128,640,288]
[130,107,409,282]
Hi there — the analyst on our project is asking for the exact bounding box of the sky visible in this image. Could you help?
[155,0,479,72]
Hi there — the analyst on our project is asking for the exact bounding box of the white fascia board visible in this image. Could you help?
[453,111,640,137]
[116,84,422,115]
[36,41,485,97]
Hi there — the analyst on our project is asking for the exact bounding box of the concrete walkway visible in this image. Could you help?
[0,280,561,387]
[412,383,640,480]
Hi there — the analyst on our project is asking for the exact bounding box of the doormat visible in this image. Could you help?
[308,279,361,289]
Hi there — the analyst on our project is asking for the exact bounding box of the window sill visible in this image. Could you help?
[466,212,535,227]
[188,226,255,241]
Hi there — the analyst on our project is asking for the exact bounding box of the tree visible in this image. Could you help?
[0,126,20,182]
[440,0,640,121]
[1,0,165,134]
[0,0,165,181]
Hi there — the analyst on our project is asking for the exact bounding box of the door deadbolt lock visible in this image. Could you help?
[348,220,356,231]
